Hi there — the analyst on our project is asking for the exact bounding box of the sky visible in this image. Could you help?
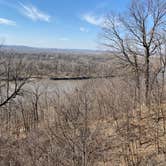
[0,0,130,49]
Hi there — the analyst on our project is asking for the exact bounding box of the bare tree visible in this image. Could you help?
[0,51,32,136]
[101,0,166,105]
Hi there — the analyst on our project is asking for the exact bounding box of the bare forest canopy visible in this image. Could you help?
[0,48,116,79]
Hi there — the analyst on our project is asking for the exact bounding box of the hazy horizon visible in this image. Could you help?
[0,0,129,50]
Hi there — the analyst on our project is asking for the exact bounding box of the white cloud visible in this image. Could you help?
[19,2,51,22]
[80,27,89,32]
[82,13,105,26]
[59,38,69,41]
[0,18,16,26]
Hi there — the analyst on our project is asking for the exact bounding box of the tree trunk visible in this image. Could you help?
[145,48,150,106]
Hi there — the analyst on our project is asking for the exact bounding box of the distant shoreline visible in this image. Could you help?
[0,75,115,82]
[49,75,114,81]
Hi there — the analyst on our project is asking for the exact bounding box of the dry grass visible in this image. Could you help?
[0,78,166,165]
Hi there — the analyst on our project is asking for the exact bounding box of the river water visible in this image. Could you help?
[24,79,86,96]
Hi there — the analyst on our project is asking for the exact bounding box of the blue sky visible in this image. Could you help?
[0,0,129,49]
